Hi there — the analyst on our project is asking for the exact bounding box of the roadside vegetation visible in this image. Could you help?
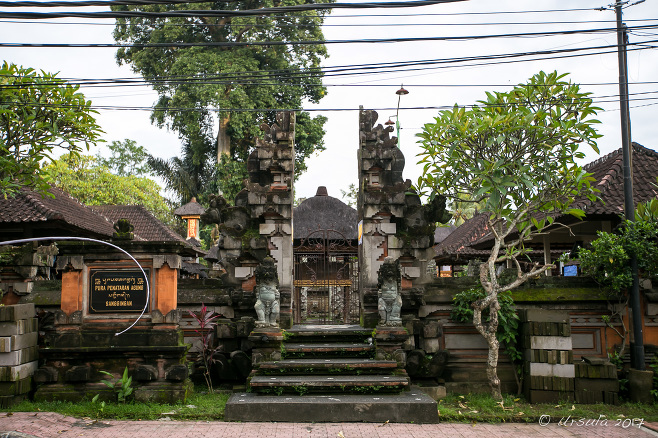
[437,393,658,424]
[2,390,656,423]
[0,387,230,421]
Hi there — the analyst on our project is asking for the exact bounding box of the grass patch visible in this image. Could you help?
[438,393,658,424]
[0,388,230,421]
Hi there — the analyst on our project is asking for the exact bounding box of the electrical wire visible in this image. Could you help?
[6,24,658,48]
[3,39,656,89]
[3,89,658,112]
[0,0,468,19]
[7,18,658,28]
[0,0,236,6]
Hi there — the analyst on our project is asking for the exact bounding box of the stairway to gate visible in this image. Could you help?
[224,325,439,423]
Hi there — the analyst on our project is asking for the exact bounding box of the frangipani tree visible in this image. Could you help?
[415,71,601,399]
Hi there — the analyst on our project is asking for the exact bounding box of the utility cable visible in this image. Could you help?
[4,24,658,48]
[0,0,468,19]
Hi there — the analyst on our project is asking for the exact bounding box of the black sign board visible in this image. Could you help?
[89,269,149,314]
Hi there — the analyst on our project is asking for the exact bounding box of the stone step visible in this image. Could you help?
[257,358,398,374]
[285,324,372,342]
[249,374,408,394]
[224,388,439,423]
[283,342,374,359]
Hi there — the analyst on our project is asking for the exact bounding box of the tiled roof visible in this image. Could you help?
[90,205,187,243]
[579,142,658,215]
[0,187,115,237]
[434,213,490,258]
[433,143,658,259]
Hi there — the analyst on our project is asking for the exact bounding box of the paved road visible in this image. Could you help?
[1,412,657,438]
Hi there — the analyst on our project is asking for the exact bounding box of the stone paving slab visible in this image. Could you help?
[0,412,656,438]
[225,390,435,423]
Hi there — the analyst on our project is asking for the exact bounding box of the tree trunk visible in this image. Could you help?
[473,299,504,401]
[483,322,502,400]
[217,113,231,163]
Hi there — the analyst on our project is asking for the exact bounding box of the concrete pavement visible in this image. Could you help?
[1,412,658,438]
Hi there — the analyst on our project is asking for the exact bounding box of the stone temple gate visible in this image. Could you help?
[205,108,448,329]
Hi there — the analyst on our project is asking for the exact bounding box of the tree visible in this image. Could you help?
[340,183,358,207]
[146,143,216,204]
[97,138,151,177]
[0,62,104,198]
[578,200,658,360]
[44,153,178,227]
[111,1,331,201]
[415,71,601,399]
[449,195,485,226]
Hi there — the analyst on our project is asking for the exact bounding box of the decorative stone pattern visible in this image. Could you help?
[0,303,37,408]
[520,309,575,403]
[377,257,402,327]
[254,257,280,327]
[357,108,449,328]
[33,241,192,404]
[204,111,295,329]
[0,243,58,304]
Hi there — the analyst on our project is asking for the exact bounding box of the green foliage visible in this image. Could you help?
[99,367,134,403]
[91,394,106,414]
[416,70,601,263]
[416,71,602,399]
[43,153,178,227]
[579,219,658,296]
[340,183,358,207]
[292,385,308,396]
[2,387,231,420]
[97,138,151,177]
[436,393,658,423]
[575,217,658,359]
[451,287,522,363]
[579,232,631,295]
[111,1,331,200]
[0,61,104,198]
[146,144,216,204]
[215,154,248,204]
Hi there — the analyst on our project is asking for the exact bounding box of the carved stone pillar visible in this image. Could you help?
[357,107,450,328]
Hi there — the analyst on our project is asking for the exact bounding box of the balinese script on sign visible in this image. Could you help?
[89,269,149,313]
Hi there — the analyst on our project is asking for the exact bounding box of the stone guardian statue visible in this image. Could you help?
[254,256,280,327]
[377,257,402,326]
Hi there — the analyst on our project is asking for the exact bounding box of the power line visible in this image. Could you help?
[2,40,656,90]
[4,17,658,27]
[4,89,658,112]
[0,0,468,19]
[0,6,607,16]
[5,24,658,48]
[0,0,237,6]
[7,40,658,87]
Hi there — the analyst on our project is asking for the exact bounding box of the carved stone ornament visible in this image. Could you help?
[254,256,280,327]
[377,257,402,327]
[113,218,134,240]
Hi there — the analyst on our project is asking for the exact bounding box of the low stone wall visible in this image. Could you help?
[0,303,38,407]
[19,275,658,397]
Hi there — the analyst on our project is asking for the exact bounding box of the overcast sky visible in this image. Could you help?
[2,0,657,203]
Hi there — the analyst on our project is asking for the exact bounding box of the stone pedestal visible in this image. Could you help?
[33,241,193,403]
[248,327,284,365]
[373,326,408,366]
[628,369,653,403]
